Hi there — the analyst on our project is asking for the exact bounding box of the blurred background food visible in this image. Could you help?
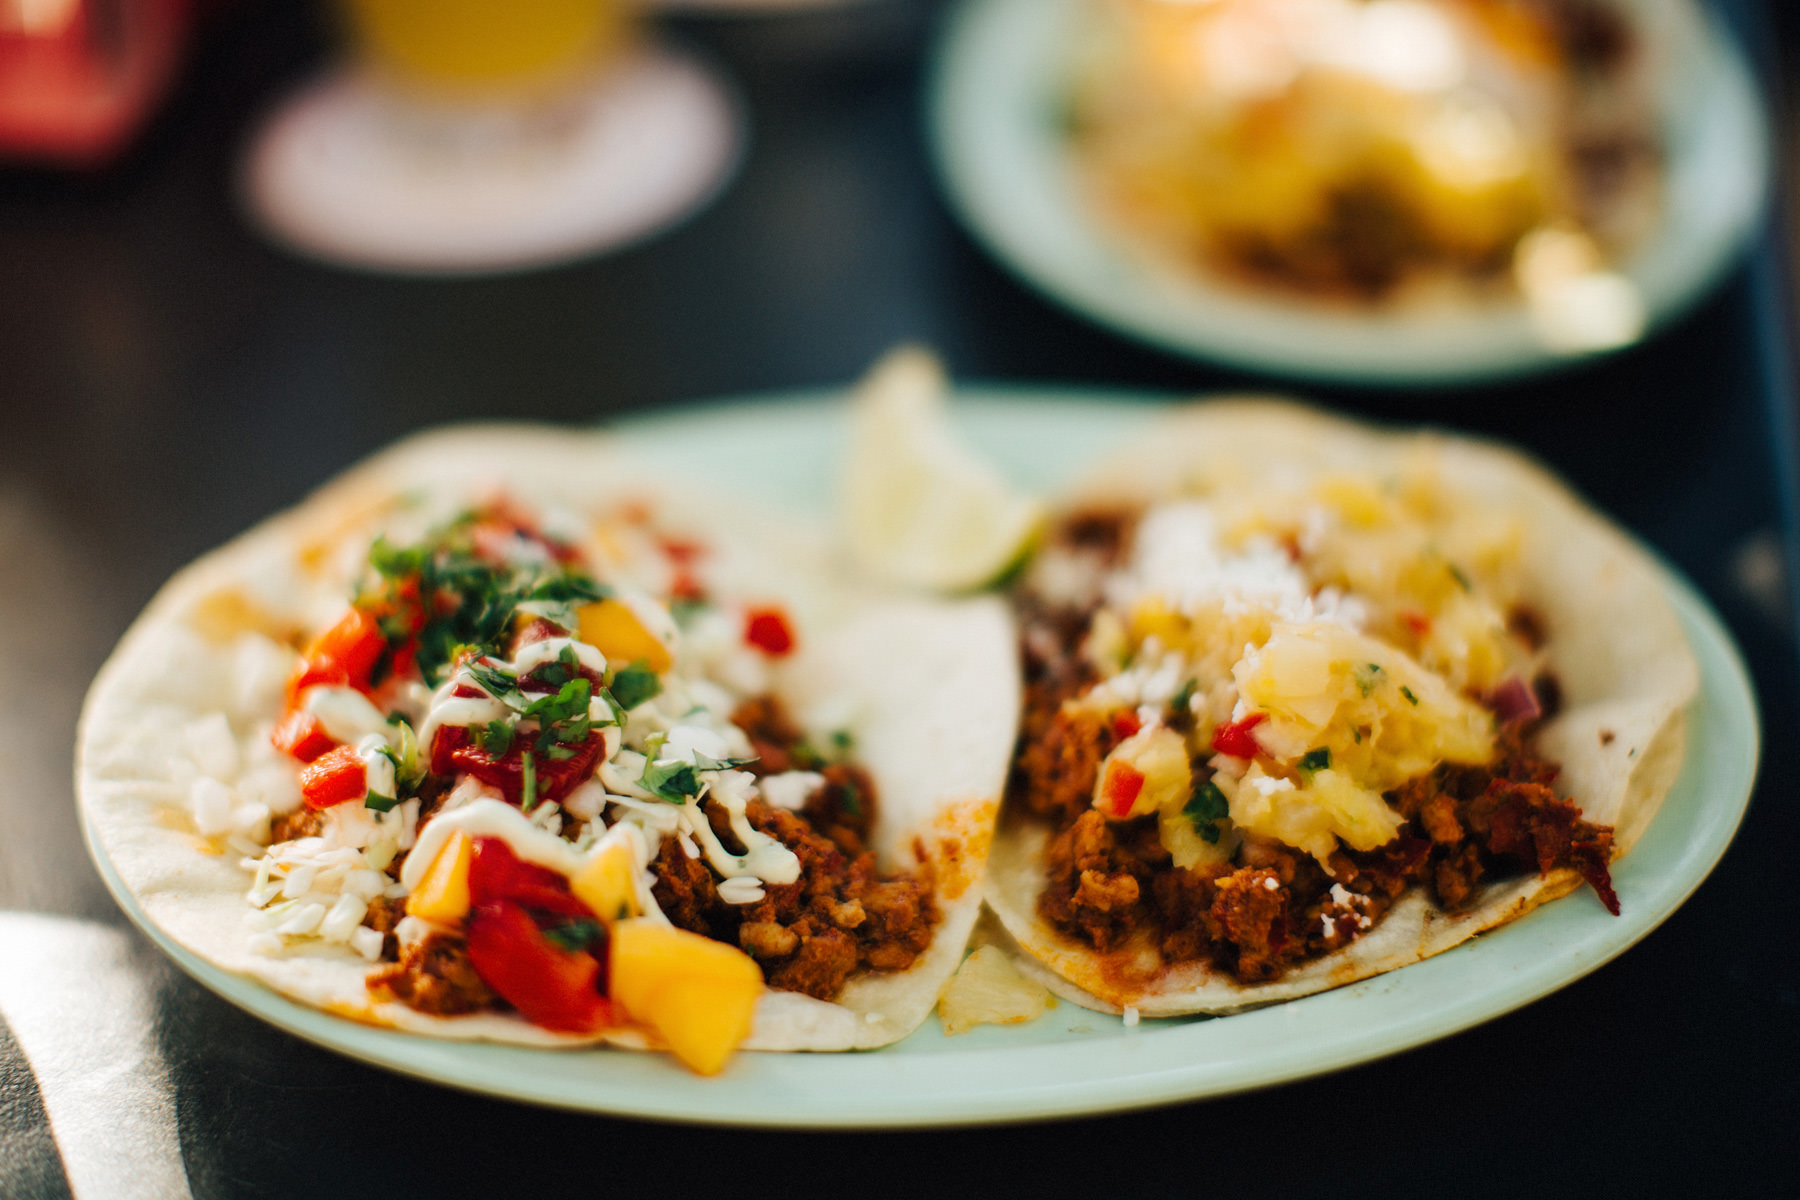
[929,0,1763,378]
[1068,0,1663,335]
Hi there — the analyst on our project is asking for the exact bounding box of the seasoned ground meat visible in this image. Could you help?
[1056,507,1136,565]
[268,808,322,844]
[368,932,501,1016]
[730,696,879,856]
[1031,732,1618,984]
[1014,707,1111,822]
[650,797,938,1001]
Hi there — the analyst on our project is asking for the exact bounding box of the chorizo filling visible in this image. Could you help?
[1010,472,1618,986]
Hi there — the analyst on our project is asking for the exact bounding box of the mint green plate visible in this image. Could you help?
[928,0,1769,384]
[84,393,1759,1127]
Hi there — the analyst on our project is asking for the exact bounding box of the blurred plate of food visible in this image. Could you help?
[928,0,1769,383]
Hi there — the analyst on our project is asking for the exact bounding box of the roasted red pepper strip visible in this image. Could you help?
[289,607,389,701]
[467,836,595,919]
[743,606,795,656]
[1211,712,1267,759]
[299,745,367,810]
[271,710,335,763]
[1098,760,1145,819]
[465,900,613,1034]
[432,726,607,810]
[1111,709,1143,740]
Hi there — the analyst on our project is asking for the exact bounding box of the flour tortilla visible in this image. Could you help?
[77,425,1017,1052]
[986,400,1699,1016]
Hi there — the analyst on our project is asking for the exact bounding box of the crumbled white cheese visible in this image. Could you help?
[760,770,826,811]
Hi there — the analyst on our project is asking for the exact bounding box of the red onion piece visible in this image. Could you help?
[1491,675,1542,725]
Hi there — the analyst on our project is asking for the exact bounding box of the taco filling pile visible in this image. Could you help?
[986,403,1695,1015]
[271,507,944,1063]
[1014,481,1611,984]
[77,429,1015,1074]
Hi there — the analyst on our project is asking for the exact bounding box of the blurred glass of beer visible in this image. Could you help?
[338,0,634,99]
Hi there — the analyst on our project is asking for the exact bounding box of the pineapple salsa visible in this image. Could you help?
[242,501,936,1074]
[1011,466,1619,984]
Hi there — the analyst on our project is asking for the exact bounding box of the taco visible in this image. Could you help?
[78,426,1016,1073]
[987,401,1697,1015]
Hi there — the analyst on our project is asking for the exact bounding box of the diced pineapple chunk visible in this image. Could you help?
[1094,726,1191,820]
[938,946,1051,1035]
[405,830,472,923]
[570,838,639,923]
[609,919,763,1076]
[577,599,673,674]
[1223,765,1406,863]
[1128,598,1187,653]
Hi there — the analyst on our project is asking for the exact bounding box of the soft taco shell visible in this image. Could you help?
[986,400,1698,1015]
[77,426,1018,1052]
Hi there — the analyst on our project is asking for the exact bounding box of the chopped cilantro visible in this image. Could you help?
[1355,663,1383,697]
[1401,686,1420,706]
[533,644,580,688]
[641,758,702,804]
[1170,679,1197,715]
[607,661,661,712]
[1184,779,1230,844]
[1299,747,1331,773]
[466,660,524,707]
[792,730,853,769]
[542,918,605,953]
[479,720,514,757]
[669,596,708,627]
[694,751,757,773]
[359,515,609,684]
[838,778,863,818]
[522,678,592,738]
[1448,562,1472,592]
[639,750,754,805]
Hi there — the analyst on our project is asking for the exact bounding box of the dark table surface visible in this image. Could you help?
[1,1,1795,1196]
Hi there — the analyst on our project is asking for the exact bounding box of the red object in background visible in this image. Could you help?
[0,0,191,168]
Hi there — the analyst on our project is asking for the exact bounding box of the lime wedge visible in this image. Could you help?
[843,347,1042,592]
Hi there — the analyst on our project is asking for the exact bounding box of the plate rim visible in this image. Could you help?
[925,0,1772,385]
[79,390,1762,1128]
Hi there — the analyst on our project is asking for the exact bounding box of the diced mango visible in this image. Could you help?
[405,830,472,923]
[577,599,672,674]
[609,918,763,1075]
[645,978,760,1076]
[570,838,639,923]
